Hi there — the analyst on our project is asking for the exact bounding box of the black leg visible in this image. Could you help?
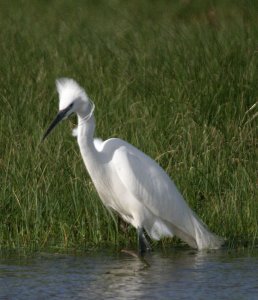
[137,227,151,254]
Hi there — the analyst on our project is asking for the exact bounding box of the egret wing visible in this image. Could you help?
[112,141,224,250]
[112,142,195,232]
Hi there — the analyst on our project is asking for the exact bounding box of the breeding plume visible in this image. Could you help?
[43,78,223,253]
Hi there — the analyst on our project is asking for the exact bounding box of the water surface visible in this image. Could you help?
[0,248,257,299]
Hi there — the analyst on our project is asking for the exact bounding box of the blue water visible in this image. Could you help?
[0,248,257,299]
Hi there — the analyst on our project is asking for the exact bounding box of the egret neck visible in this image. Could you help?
[77,113,99,176]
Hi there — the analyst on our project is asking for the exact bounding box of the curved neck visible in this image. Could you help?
[76,102,100,177]
[77,114,96,155]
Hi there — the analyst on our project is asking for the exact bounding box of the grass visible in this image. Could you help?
[0,0,257,250]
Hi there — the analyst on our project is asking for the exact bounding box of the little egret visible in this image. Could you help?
[43,78,224,253]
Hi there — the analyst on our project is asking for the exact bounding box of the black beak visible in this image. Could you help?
[42,106,71,141]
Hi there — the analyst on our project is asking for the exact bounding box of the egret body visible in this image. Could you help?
[43,78,223,253]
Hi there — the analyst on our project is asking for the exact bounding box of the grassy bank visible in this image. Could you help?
[0,0,257,250]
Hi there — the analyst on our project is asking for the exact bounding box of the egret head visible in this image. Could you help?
[43,78,93,140]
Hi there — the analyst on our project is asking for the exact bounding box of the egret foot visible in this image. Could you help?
[121,249,139,258]
[121,249,151,268]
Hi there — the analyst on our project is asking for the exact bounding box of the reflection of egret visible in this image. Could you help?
[79,253,148,299]
[78,250,210,299]
[43,78,224,253]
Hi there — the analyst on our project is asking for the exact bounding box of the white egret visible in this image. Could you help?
[43,78,224,253]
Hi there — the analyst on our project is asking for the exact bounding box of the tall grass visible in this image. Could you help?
[0,0,257,250]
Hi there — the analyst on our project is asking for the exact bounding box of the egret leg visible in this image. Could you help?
[137,227,151,254]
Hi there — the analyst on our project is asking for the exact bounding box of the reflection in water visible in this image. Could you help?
[0,248,257,299]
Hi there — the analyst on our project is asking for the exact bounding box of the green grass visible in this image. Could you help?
[0,0,257,250]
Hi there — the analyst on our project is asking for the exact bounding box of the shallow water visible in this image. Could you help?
[0,248,257,299]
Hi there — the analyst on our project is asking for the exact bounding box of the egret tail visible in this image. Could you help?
[170,215,224,250]
[145,210,224,250]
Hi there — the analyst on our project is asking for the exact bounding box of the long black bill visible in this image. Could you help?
[42,107,70,141]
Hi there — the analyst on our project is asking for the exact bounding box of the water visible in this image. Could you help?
[0,248,257,299]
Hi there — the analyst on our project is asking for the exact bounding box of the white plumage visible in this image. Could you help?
[43,78,224,252]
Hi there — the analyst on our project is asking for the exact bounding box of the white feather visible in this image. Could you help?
[72,127,78,137]
[93,138,104,152]
[56,78,88,111]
